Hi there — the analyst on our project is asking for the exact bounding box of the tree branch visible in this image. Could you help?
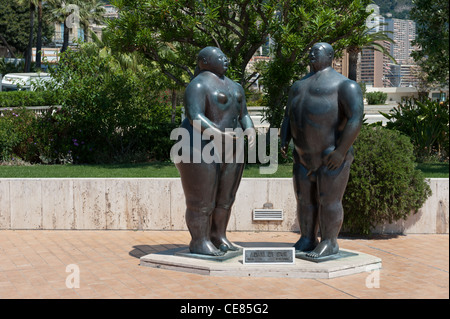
[141,46,188,87]
[0,33,16,58]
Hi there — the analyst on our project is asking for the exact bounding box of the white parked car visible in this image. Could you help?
[1,72,54,91]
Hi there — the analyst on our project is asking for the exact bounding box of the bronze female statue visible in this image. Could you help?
[175,46,256,256]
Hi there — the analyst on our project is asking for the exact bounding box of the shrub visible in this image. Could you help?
[47,43,180,164]
[342,125,432,235]
[0,90,60,108]
[381,97,449,162]
[0,110,21,161]
[366,91,387,105]
[0,107,39,162]
[246,91,265,106]
[0,58,25,75]
[1,44,182,165]
[31,107,73,164]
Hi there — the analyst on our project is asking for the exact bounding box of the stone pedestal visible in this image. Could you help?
[140,243,382,279]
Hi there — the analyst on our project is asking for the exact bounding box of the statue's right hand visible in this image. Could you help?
[280,144,289,159]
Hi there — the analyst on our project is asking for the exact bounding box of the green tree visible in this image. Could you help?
[79,0,105,42]
[35,1,43,69]
[48,0,70,52]
[46,41,177,163]
[16,0,47,71]
[0,0,29,56]
[410,0,449,87]
[0,0,54,67]
[346,26,396,82]
[261,0,374,128]
[21,0,37,72]
[107,0,376,129]
[0,34,16,58]
[107,0,279,88]
[49,0,105,52]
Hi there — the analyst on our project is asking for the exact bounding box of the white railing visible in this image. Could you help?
[0,105,61,116]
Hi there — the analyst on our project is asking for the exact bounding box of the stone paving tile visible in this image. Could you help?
[0,230,448,300]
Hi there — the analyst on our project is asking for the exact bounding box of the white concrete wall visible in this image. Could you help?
[0,178,448,234]
[365,86,449,104]
[373,178,449,234]
[365,87,418,103]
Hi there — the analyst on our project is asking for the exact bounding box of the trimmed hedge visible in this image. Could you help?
[343,125,432,235]
[0,90,60,108]
[366,91,387,105]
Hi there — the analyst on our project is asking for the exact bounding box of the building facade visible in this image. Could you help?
[385,16,417,64]
[358,6,419,88]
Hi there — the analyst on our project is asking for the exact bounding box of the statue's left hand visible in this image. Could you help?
[324,150,345,170]
[280,144,289,159]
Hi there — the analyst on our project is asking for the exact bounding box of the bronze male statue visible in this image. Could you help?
[175,46,256,256]
[281,42,363,258]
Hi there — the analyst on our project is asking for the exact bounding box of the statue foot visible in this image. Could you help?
[305,239,339,258]
[189,239,225,256]
[212,236,239,252]
[293,237,318,252]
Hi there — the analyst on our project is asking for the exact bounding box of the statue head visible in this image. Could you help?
[197,46,229,76]
[309,42,334,71]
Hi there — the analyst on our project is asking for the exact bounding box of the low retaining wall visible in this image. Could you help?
[0,178,448,234]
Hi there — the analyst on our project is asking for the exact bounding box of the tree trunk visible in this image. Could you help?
[171,89,177,123]
[0,34,16,58]
[24,2,36,72]
[61,19,70,53]
[347,46,360,82]
[84,25,89,42]
[35,1,43,70]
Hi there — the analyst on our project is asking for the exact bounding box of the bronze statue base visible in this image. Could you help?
[295,249,358,263]
[140,246,381,278]
[175,247,243,262]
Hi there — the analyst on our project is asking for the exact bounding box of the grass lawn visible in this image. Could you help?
[0,161,448,178]
[415,162,449,178]
[0,162,180,178]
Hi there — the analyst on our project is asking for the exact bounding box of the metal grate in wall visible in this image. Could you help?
[252,209,283,221]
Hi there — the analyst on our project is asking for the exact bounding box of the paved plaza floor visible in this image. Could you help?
[0,230,448,301]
